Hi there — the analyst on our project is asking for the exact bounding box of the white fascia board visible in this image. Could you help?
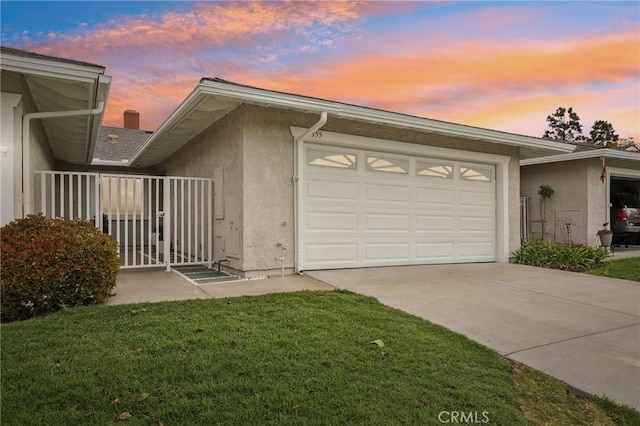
[291,127,511,165]
[0,53,106,83]
[84,75,112,163]
[521,149,640,166]
[91,158,129,166]
[334,103,574,153]
[199,80,343,114]
[129,87,210,166]
[201,79,574,153]
[134,79,574,167]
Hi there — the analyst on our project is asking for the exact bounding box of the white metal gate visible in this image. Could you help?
[35,171,214,270]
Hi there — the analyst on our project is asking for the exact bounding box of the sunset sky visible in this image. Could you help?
[2,1,639,141]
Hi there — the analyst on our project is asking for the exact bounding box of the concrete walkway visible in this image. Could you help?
[107,268,333,306]
[309,263,640,409]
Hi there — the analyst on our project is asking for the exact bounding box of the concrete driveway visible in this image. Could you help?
[308,263,640,409]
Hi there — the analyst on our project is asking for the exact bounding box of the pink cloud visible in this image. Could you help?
[20,1,638,141]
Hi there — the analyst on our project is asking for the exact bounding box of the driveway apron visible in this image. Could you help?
[309,263,640,409]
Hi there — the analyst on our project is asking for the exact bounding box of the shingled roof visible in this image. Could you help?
[93,126,152,164]
[1,46,104,69]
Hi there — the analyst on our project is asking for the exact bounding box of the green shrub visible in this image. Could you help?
[1,214,119,322]
[513,238,608,272]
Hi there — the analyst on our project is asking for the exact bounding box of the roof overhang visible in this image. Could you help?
[130,78,575,168]
[0,47,111,164]
[521,149,640,166]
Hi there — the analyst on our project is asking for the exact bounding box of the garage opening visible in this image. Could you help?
[610,177,640,247]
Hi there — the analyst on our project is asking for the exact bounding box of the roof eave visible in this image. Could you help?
[131,79,575,167]
[84,74,112,164]
[0,49,106,83]
[1,48,112,165]
[521,149,640,166]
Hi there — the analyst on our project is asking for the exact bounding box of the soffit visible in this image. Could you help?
[1,47,110,165]
[131,94,238,167]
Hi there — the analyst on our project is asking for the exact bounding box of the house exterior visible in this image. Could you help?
[3,46,589,277]
[127,78,574,276]
[0,46,111,226]
[521,149,640,247]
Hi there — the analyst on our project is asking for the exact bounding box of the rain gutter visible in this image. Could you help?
[293,111,328,273]
[22,102,104,216]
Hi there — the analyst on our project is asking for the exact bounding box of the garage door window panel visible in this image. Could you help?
[417,161,454,179]
[366,155,409,174]
[307,149,357,170]
[460,166,493,182]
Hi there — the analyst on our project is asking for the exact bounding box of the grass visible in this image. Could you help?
[586,257,640,282]
[2,291,638,425]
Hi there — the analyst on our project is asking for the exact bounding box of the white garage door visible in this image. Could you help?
[301,144,496,270]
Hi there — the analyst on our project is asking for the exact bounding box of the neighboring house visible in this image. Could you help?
[0,46,111,227]
[521,149,640,246]
[93,110,153,166]
[126,78,575,276]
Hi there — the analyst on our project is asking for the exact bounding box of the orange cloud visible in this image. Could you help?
[249,30,639,105]
[232,30,639,138]
[434,88,640,141]
[22,1,636,141]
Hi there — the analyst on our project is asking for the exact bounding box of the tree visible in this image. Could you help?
[542,107,584,142]
[589,120,619,147]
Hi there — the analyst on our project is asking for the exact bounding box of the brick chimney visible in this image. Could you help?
[123,110,140,130]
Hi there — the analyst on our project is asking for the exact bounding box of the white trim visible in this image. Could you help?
[521,149,640,166]
[607,167,640,236]
[0,93,22,226]
[201,80,574,153]
[22,102,105,215]
[291,127,511,165]
[0,51,106,83]
[131,80,574,167]
[608,166,640,179]
[91,159,130,166]
[291,128,512,269]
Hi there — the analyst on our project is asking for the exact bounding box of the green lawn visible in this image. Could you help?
[2,291,638,425]
[587,257,640,282]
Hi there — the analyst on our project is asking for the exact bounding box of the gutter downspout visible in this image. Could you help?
[293,111,327,274]
[22,102,105,217]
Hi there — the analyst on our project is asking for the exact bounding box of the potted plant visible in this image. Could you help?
[597,222,613,248]
[538,184,554,241]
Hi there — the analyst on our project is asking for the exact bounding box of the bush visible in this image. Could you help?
[513,238,608,272]
[1,214,119,322]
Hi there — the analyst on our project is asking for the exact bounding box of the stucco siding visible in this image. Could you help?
[586,159,608,246]
[521,160,590,244]
[607,158,640,171]
[240,105,521,274]
[161,110,244,271]
[240,107,315,274]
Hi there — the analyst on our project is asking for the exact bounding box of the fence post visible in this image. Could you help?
[163,177,171,271]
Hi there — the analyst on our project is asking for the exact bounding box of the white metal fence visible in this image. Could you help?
[35,171,214,270]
